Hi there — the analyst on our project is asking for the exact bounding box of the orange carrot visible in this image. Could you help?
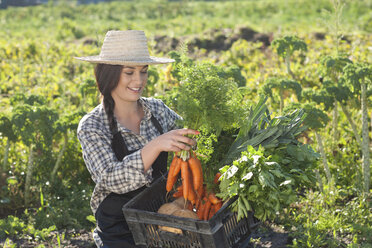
[188,155,203,191]
[174,158,182,175]
[208,204,217,220]
[187,171,197,205]
[213,172,221,185]
[195,197,201,210]
[172,189,183,198]
[203,199,212,221]
[180,160,190,201]
[208,193,220,205]
[166,156,181,192]
[214,201,222,214]
[197,202,205,220]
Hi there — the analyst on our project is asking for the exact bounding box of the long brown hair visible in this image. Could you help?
[94,63,123,135]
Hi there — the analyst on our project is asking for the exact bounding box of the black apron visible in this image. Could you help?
[95,115,167,248]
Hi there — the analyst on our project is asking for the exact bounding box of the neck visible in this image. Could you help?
[113,98,141,121]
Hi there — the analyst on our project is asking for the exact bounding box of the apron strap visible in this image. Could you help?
[150,114,164,135]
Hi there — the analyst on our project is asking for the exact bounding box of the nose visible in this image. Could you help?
[133,71,146,84]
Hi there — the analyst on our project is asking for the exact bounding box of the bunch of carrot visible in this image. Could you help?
[166,151,223,220]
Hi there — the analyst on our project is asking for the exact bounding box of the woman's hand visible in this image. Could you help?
[141,128,199,172]
[152,128,199,153]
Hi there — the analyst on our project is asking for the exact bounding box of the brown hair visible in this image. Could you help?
[94,63,123,135]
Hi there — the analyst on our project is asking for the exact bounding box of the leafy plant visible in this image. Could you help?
[11,95,58,206]
[218,145,297,221]
[0,112,17,172]
[51,110,86,183]
[271,35,307,79]
[343,62,372,193]
[260,77,302,113]
[222,97,310,167]
[168,51,242,135]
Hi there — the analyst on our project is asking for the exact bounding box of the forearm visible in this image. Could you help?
[141,138,162,173]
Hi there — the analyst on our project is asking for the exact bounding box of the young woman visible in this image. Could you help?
[75,30,198,247]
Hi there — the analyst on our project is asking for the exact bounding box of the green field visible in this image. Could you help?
[0,0,371,247]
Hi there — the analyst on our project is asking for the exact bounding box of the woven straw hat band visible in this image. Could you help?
[99,30,150,60]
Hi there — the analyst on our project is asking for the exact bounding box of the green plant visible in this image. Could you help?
[343,63,372,193]
[168,50,242,135]
[271,35,307,79]
[51,110,86,183]
[284,102,330,190]
[218,145,297,221]
[0,112,17,172]
[260,77,302,113]
[282,188,372,247]
[11,95,58,206]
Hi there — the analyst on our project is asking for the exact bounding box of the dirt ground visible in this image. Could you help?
[1,222,290,248]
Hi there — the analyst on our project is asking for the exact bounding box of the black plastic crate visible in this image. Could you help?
[123,175,259,248]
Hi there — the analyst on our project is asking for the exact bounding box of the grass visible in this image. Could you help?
[1,0,371,42]
[0,0,371,247]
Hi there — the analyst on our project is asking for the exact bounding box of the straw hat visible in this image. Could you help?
[75,30,174,66]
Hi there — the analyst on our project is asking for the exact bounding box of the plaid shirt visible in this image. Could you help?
[77,97,180,247]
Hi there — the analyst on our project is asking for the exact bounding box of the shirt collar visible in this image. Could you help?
[100,98,153,133]
[138,97,152,121]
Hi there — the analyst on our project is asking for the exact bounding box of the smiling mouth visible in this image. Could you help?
[128,87,142,93]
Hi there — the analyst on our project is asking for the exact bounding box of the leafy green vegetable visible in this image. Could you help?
[167,51,243,136]
[222,97,308,166]
[217,145,297,221]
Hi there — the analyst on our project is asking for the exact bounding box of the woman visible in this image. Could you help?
[75,30,198,247]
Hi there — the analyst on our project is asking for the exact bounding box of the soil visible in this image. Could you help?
[152,26,274,55]
[0,229,95,248]
[244,222,291,248]
[0,222,290,248]
[151,26,329,57]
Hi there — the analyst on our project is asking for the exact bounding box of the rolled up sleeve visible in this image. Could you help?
[78,128,151,194]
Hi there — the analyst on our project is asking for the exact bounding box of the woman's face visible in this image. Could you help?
[111,65,148,103]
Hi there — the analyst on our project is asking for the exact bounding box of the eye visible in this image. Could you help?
[124,72,133,75]
[141,70,148,74]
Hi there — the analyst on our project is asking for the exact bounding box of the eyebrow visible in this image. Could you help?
[123,65,148,70]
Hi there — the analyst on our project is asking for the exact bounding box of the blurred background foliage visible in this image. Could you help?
[0,0,371,247]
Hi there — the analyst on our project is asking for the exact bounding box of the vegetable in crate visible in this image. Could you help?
[157,198,197,234]
[217,98,319,221]
[218,146,297,221]
[166,150,203,206]
[222,97,318,190]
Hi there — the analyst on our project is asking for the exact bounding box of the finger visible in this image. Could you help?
[173,140,192,151]
[177,128,200,136]
[175,136,196,147]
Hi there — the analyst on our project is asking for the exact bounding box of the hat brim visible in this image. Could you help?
[74,55,174,66]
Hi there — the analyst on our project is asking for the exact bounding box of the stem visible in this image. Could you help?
[279,88,284,114]
[2,138,10,171]
[315,130,332,183]
[180,149,190,161]
[51,132,68,183]
[314,169,324,193]
[332,100,339,146]
[25,143,35,207]
[340,104,362,147]
[361,82,370,193]
[285,53,295,80]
